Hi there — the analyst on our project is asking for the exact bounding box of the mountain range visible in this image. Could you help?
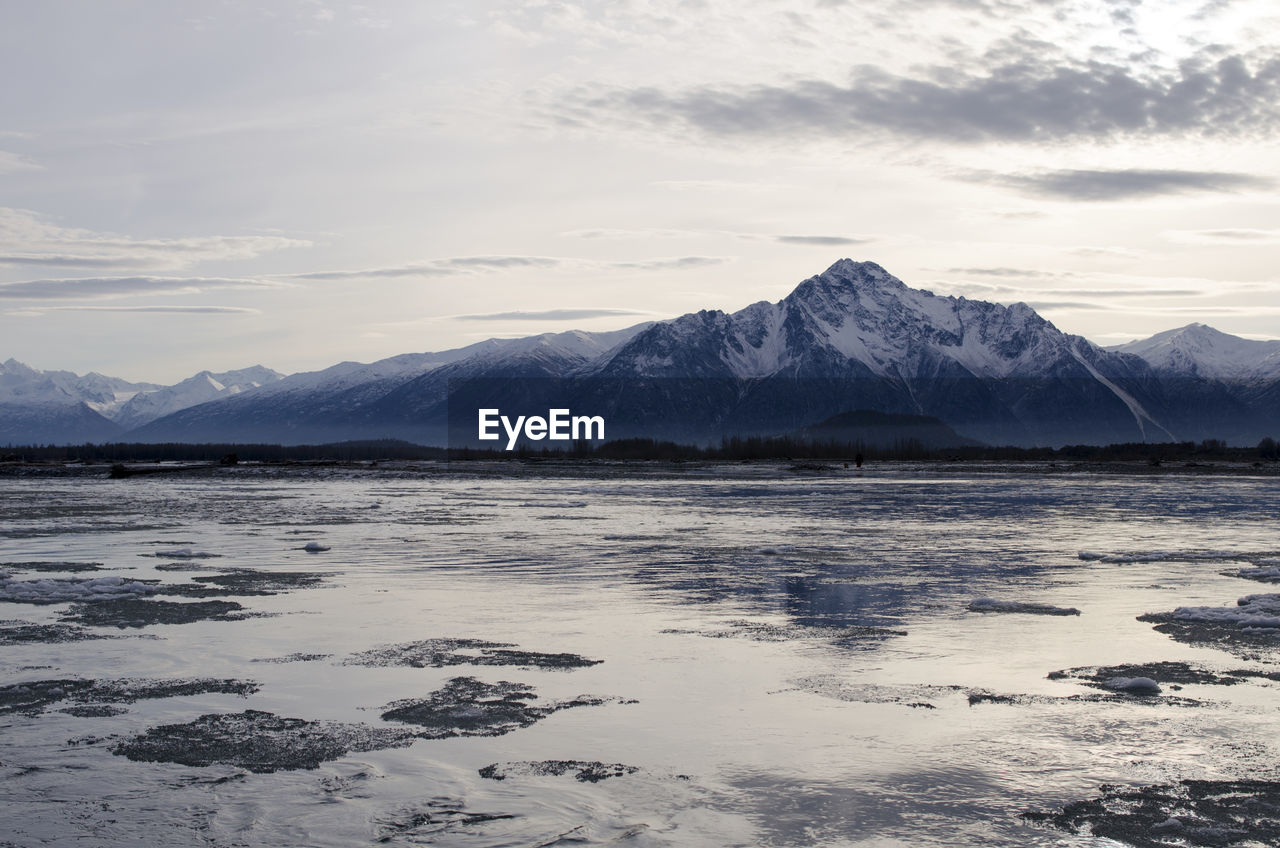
[4,260,1278,448]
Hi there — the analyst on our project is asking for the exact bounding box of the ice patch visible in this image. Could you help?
[0,575,156,605]
[1235,566,1280,583]
[1103,676,1162,695]
[1168,594,1280,631]
[967,598,1081,616]
[151,548,221,559]
[1083,550,1244,564]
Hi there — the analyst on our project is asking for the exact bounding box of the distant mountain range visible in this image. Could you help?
[0,361,282,446]
[4,260,1279,448]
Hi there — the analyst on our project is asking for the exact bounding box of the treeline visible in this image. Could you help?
[460,436,1280,463]
[3,436,1278,464]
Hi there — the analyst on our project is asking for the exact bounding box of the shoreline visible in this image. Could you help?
[3,457,1278,480]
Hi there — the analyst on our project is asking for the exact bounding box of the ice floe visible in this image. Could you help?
[151,548,221,559]
[0,575,156,605]
[379,676,628,738]
[1078,550,1245,564]
[1103,676,1162,695]
[1165,594,1280,631]
[111,709,417,772]
[1234,565,1280,583]
[344,638,601,670]
[967,598,1080,616]
[1023,779,1280,846]
[479,760,640,783]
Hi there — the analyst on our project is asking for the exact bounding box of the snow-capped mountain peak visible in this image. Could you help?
[110,366,285,430]
[1110,323,1280,383]
[621,259,1069,383]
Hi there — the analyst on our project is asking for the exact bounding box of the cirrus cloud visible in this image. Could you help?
[0,276,292,299]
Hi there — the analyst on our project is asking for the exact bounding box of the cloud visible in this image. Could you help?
[561,228,700,240]
[973,168,1273,200]
[947,267,1059,278]
[574,52,1280,144]
[605,256,727,271]
[563,228,872,248]
[0,208,310,270]
[288,255,728,280]
[1162,228,1280,244]
[651,179,794,192]
[776,235,871,246]
[0,151,40,174]
[0,276,290,299]
[1047,288,1202,297]
[1065,246,1144,258]
[1023,301,1107,310]
[18,305,258,315]
[287,255,564,280]
[456,308,651,321]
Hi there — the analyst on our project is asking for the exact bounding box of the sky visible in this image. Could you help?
[1,0,1278,384]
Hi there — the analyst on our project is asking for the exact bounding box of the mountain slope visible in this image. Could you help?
[580,260,1175,445]
[127,326,651,444]
[1110,324,1280,383]
[8,260,1279,448]
[112,366,284,430]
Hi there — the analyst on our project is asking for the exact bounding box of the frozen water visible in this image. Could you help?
[1103,676,1162,695]
[1,464,1279,847]
[967,597,1081,616]
[0,574,156,604]
[152,547,220,559]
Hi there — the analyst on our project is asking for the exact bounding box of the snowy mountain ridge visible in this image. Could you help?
[3,260,1279,446]
[0,359,282,433]
[1109,323,1280,383]
[612,259,1079,382]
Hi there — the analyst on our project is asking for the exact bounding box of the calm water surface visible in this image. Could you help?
[1,464,1277,846]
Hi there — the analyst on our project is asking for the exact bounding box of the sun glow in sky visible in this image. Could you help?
[1,0,1278,381]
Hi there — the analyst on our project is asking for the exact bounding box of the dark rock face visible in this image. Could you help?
[379,677,621,738]
[1023,780,1280,847]
[111,709,419,772]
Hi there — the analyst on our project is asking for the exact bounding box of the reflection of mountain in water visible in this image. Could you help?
[778,577,910,630]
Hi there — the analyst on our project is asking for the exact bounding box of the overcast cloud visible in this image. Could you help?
[0,0,1277,380]
[575,52,1280,144]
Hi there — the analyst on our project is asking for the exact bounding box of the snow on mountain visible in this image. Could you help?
[112,366,284,430]
[586,260,1180,444]
[1109,323,1280,383]
[0,359,284,444]
[0,357,157,411]
[124,325,652,445]
[596,260,1087,381]
[6,260,1280,447]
